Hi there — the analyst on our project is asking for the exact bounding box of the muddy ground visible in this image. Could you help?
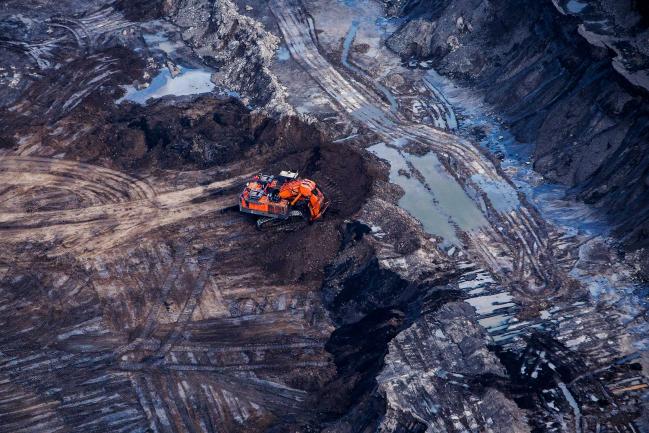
[0,83,386,431]
[385,0,649,263]
[1,0,648,432]
[0,4,434,430]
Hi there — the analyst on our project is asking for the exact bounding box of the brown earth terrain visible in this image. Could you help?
[1,0,648,432]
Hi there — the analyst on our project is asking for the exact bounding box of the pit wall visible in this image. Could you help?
[384,0,649,262]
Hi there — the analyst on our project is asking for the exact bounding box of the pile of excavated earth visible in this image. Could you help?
[0,0,647,432]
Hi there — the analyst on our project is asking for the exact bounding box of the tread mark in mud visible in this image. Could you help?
[47,7,134,53]
[115,245,188,357]
[0,156,156,206]
[0,39,65,70]
[130,374,163,433]
[156,253,216,360]
[269,0,564,294]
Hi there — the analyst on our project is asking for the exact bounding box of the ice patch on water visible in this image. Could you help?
[565,335,589,348]
[458,273,494,290]
[558,382,582,433]
[117,67,215,104]
[478,314,512,330]
[143,32,184,54]
[566,0,586,13]
[277,45,291,61]
[466,292,515,315]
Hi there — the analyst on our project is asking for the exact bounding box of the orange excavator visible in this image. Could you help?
[239,171,329,228]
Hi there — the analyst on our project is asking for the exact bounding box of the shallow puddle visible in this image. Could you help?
[369,142,488,247]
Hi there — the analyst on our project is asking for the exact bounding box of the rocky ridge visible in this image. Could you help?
[165,0,292,113]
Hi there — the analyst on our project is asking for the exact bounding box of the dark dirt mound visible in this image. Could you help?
[109,100,378,285]
[95,96,256,170]
[1,46,144,123]
[114,0,166,21]
[238,120,376,283]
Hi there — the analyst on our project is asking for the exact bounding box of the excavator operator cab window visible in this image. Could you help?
[312,188,320,196]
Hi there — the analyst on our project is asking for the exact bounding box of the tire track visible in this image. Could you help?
[47,7,134,53]
[0,156,155,204]
[114,245,188,357]
[154,253,216,362]
[0,159,252,257]
[270,0,563,294]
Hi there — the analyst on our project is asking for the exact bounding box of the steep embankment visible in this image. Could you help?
[384,0,649,270]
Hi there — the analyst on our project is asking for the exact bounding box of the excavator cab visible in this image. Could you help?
[239,171,328,228]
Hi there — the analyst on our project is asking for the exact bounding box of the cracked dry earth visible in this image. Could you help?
[1,0,648,432]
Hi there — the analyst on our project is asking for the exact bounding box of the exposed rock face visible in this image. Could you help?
[385,18,436,58]
[377,302,530,433]
[385,0,649,262]
[166,0,291,113]
[314,207,544,432]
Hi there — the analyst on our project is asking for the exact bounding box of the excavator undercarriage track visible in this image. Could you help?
[256,210,307,231]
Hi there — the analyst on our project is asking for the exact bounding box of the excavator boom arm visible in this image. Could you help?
[278,179,326,220]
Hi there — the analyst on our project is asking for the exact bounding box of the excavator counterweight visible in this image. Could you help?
[239,171,329,228]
